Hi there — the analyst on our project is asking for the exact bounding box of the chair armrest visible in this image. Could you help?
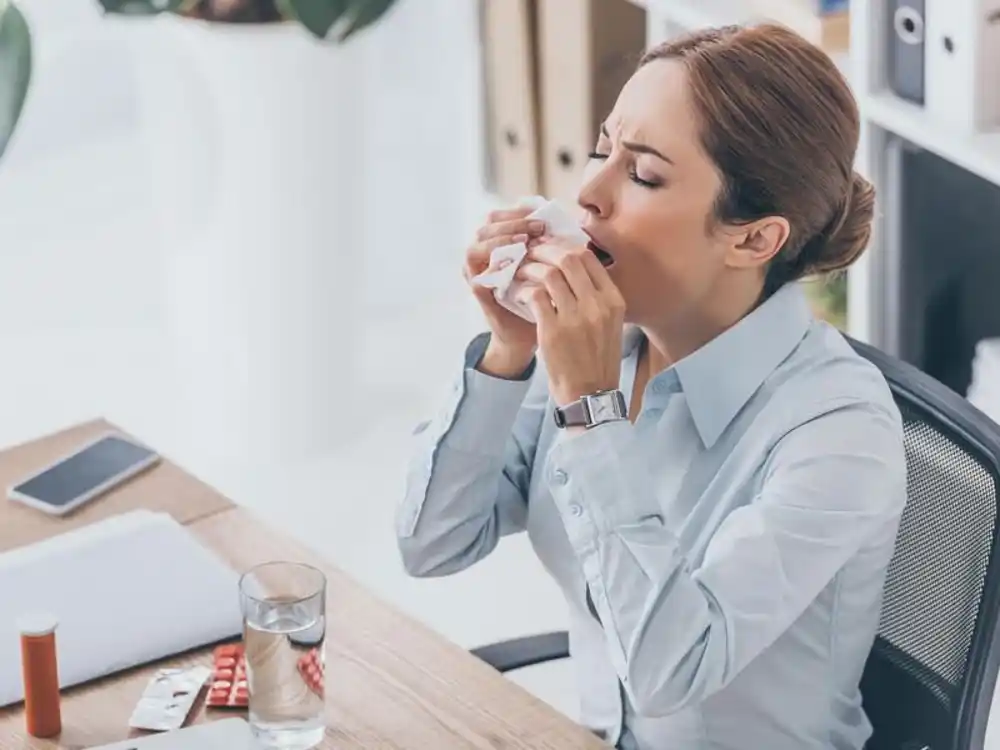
[470,631,570,673]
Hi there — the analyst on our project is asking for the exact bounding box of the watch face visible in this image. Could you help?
[588,394,621,423]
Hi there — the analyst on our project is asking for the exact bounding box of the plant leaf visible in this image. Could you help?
[0,0,31,161]
[284,0,348,39]
[97,0,184,14]
[338,0,398,42]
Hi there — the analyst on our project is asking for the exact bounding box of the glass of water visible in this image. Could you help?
[239,561,326,750]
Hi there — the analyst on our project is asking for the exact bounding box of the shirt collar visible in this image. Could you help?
[622,283,813,448]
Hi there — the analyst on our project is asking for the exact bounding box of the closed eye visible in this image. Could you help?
[629,169,661,189]
[587,151,661,189]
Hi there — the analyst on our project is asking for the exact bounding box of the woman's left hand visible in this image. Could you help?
[515,237,625,406]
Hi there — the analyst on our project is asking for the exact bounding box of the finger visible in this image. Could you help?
[535,238,618,294]
[476,217,546,243]
[577,247,617,294]
[530,240,599,300]
[466,233,528,273]
[576,249,625,318]
[486,206,532,223]
[529,237,575,266]
[520,285,557,329]
[516,262,576,313]
[525,234,546,251]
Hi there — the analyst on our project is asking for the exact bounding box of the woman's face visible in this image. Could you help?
[578,59,737,327]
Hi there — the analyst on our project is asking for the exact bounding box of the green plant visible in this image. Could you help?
[96,0,400,41]
[0,0,399,161]
[802,273,849,331]
[0,0,31,160]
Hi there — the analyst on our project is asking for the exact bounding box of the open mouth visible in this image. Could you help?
[587,240,615,268]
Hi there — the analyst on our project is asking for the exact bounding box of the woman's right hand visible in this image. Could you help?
[464,206,546,378]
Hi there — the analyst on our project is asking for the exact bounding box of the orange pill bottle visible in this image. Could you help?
[18,614,62,738]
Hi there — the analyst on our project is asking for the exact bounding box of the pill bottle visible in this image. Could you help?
[18,613,61,738]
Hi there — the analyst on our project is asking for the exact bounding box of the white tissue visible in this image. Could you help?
[470,196,588,322]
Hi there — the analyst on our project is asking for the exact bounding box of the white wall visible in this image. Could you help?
[0,0,489,323]
[0,0,489,447]
[359,0,492,313]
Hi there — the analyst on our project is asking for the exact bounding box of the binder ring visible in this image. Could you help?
[893,6,924,46]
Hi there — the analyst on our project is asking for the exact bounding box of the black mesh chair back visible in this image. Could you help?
[852,338,1000,750]
[471,338,1000,750]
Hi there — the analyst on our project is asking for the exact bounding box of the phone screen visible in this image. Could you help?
[13,436,158,508]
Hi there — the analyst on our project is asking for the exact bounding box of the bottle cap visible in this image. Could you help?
[16,613,58,637]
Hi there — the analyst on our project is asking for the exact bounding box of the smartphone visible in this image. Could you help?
[7,433,161,516]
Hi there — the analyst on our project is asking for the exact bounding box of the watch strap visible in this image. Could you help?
[553,399,589,428]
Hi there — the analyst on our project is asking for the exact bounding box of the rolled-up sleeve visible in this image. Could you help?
[543,399,907,717]
[396,340,549,578]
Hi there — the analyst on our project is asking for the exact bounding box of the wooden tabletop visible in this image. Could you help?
[0,421,604,749]
[0,420,230,554]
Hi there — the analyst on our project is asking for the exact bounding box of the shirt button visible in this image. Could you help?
[569,503,584,517]
[552,469,568,485]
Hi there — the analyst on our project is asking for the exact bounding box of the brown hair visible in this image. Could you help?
[640,24,875,297]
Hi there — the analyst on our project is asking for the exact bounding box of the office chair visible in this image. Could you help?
[470,337,1000,750]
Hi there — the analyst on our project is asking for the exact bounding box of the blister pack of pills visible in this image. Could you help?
[128,665,212,731]
[205,644,249,709]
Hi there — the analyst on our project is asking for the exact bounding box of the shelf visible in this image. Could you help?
[863,91,1000,189]
[637,0,849,55]
[645,0,753,31]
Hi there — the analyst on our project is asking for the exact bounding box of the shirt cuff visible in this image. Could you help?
[440,365,534,457]
[544,420,665,548]
[464,331,537,382]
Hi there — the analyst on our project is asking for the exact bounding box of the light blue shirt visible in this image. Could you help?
[396,283,907,750]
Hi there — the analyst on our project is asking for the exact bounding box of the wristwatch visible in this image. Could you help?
[553,389,628,429]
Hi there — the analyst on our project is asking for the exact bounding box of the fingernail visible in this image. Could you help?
[528,221,545,234]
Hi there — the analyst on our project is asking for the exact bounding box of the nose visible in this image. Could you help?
[577,162,612,221]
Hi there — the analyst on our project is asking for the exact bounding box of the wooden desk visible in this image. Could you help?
[0,422,603,749]
[0,420,230,554]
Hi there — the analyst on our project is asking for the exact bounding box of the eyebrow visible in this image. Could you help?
[601,123,673,164]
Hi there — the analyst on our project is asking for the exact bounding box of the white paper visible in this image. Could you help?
[470,197,587,322]
[0,510,242,707]
[88,717,258,749]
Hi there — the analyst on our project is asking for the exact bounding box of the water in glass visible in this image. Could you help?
[240,562,326,750]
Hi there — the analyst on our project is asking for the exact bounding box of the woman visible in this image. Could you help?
[396,23,906,750]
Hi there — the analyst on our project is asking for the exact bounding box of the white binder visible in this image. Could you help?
[924,0,1000,131]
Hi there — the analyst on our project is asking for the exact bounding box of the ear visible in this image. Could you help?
[724,216,790,270]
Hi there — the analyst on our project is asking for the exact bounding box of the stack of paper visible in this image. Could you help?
[0,510,242,706]
[90,718,257,749]
[968,338,1000,425]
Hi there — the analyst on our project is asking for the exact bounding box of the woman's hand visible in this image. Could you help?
[515,237,625,406]
[464,207,547,377]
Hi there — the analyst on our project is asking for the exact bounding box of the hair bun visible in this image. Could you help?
[801,172,875,276]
